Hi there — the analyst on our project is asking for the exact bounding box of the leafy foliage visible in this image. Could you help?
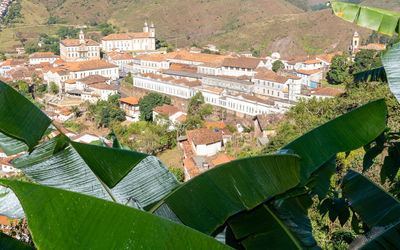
[327,53,352,85]
[88,94,126,127]
[272,60,285,73]
[138,93,171,121]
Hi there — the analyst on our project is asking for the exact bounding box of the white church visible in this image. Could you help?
[101,22,156,52]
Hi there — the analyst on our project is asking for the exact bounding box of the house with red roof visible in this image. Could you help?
[152,104,186,129]
[119,96,140,122]
[186,128,223,156]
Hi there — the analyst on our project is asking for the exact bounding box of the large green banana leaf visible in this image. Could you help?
[348,220,400,249]
[342,171,400,228]
[283,99,387,183]
[0,81,51,152]
[382,41,400,103]
[0,232,34,250]
[0,132,28,156]
[151,154,302,235]
[227,195,319,249]
[0,179,230,250]
[329,1,400,37]
[354,67,387,83]
[0,135,180,219]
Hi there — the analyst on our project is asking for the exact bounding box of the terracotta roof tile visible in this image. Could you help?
[212,153,236,166]
[153,104,179,116]
[254,71,289,84]
[78,74,110,84]
[186,128,223,146]
[222,57,261,69]
[316,52,342,63]
[297,69,322,75]
[311,87,345,97]
[203,87,224,93]
[119,96,139,105]
[89,83,117,91]
[29,52,59,59]
[68,60,117,72]
[102,32,151,40]
[60,39,99,47]
[175,114,186,123]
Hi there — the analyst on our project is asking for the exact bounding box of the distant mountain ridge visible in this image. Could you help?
[0,0,399,56]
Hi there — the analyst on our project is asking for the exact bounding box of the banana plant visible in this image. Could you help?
[0,78,390,249]
[330,1,400,103]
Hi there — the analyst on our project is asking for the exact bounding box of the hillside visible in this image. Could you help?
[0,0,397,56]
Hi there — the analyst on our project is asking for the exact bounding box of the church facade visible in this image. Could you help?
[60,30,101,62]
[101,22,156,52]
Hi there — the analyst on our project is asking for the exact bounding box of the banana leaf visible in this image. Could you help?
[0,232,34,250]
[342,171,400,228]
[4,135,180,218]
[354,67,387,83]
[0,81,51,151]
[0,179,230,250]
[348,220,400,249]
[329,1,400,37]
[382,41,400,103]
[152,154,302,235]
[227,195,319,250]
[283,99,387,183]
[0,132,28,156]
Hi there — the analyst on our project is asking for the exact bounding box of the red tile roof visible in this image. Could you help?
[68,60,117,72]
[29,52,59,59]
[212,153,235,166]
[153,104,179,116]
[222,57,261,69]
[119,96,139,105]
[297,69,322,75]
[102,32,151,40]
[186,128,223,146]
[89,83,117,91]
[311,87,345,97]
[254,70,289,84]
[60,39,99,47]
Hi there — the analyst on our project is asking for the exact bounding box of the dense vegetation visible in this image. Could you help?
[138,93,171,121]
[87,94,126,127]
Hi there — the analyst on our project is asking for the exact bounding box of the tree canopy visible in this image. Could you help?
[138,93,171,121]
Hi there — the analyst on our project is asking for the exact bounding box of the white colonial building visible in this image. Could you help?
[60,30,100,62]
[101,22,156,52]
[29,52,60,65]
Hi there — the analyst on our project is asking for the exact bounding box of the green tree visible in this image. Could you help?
[0,52,6,61]
[138,93,171,121]
[187,92,205,116]
[49,82,59,94]
[92,95,126,127]
[352,49,382,74]
[57,26,79,39]
[17,80,29,93]
[169,167,184,182]
[272,60,285,72]
[327,54,352,85]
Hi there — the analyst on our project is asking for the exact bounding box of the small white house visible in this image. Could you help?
[186,128,223,157]
[29,52,60,65]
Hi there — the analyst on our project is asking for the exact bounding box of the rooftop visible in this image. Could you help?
[222,57,261,69]
[254,70,289,84]
[119,96,139,105]
[186,128,223,146]
[89,83,117,91]
[60,39,99,47]
[311,87,345,97]
[153,104,179,116]
[102,32,151,40]
[212,153,236,166]
[68,60,117,72]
